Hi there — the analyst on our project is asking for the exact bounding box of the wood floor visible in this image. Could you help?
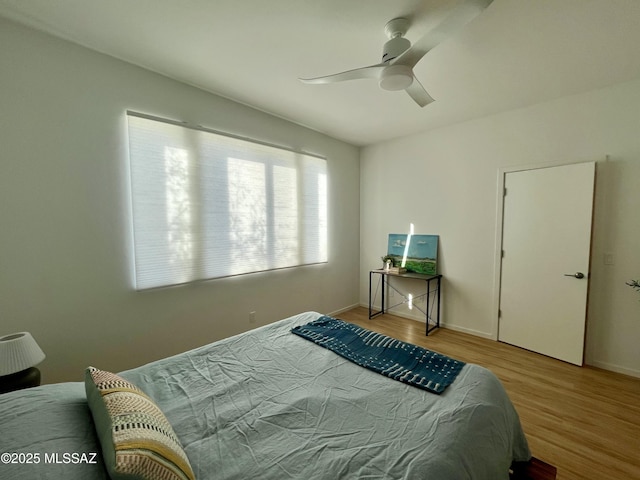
[339,307,640,480]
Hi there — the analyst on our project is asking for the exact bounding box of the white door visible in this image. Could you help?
[498,162,595,365]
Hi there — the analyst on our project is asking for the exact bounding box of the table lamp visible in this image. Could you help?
[0,332,46,394]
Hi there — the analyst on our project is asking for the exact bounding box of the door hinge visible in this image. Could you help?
[498,309,502,318]
[503,187,507,196]
[501,250,505,258]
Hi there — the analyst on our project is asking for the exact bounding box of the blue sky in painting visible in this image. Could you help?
[388,234,438,260]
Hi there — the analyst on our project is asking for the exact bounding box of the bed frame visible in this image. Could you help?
[511,457,558,480]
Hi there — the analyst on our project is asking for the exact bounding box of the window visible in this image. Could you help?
[127,112,327,290]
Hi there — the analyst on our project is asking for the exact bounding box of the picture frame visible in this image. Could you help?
[387,234,438,275]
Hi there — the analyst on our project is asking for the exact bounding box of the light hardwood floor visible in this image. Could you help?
[339,307,640,480]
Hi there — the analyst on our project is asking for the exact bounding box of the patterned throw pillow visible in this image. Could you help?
[85,366,195,480]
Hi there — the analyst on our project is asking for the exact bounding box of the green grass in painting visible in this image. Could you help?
[405,259,437,275]
[388,255,437,275]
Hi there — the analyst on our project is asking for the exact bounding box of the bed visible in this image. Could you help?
[0,311,530,479]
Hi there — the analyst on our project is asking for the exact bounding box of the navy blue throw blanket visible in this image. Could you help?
[292,316,465,394]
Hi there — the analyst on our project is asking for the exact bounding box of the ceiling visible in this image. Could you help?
[1,0,640,146]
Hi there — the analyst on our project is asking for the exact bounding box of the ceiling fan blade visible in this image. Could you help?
[299,64,385,84]
[393,0,494,68]
[405,76,435,107]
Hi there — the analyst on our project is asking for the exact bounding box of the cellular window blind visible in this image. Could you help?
[127,112,328,290]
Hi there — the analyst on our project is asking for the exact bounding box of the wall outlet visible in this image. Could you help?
[604,252,614,265]
[249,311,256,324]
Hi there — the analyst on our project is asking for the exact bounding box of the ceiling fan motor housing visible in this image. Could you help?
[381,36,411,63]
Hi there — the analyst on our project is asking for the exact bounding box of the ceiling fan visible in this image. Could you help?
[299,0,494,107]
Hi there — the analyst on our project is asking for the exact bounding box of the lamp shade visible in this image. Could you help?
[0,332,46,376]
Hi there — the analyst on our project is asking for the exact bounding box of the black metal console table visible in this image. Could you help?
[368,269,442,335]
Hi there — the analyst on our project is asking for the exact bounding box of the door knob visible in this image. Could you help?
[564,272,585,279]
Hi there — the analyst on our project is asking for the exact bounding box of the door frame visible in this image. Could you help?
[490,160,598,341]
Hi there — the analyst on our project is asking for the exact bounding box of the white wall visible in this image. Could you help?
[0,18,360,383]
[361,79,640,377]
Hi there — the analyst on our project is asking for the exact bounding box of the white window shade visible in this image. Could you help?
[127,112,328,290]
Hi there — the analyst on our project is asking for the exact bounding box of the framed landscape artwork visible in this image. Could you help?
[387,234,439,275]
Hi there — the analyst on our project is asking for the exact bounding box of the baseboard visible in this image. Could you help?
[587,359,640,379]
[328,303,361,317]
[439,322,495,340]
[379,309,426,324]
